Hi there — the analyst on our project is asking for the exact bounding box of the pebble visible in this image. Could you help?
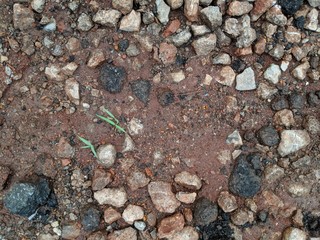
[65,78,80,105]
[271,96,290,111]
[257,82,278,99]
[108,227,137,240]
[94,187,128,207]
[226,129,243,146]
[31,0,46,13]
[96,144,116,168]
[166,0,184,9]
[194,197,218,226]
[282,227,307,240]
[77,13,93,32]
[217,191,238,213]
[128,118,144,135]
[292,62,310,80]
[236,67,256,91]
[264,164,285,183]
[142,11,155,24]
[93,9,122,27]
[288,183,310,197]
[200,6,223,30]
[87,50,105,68]
[38,234,59,240]
[127,170,150,191]
[156,0,171,24]
[122,133,135,153]
[92,169,112,191]
[289,92,306,109]
[308,0,320,7]
[163,19,181,37]
[112,0,133,15]
[212,53,231,65]
[66,37,80,53]
[251,0,275,21]
[100,63,126,93]
[148,181,181,213]
[134,221,146,231]
[170,29,192,47]
[191,24,211,36]
[13,4,35,31]
[236,15,257,48]
[278,0,303,15]
[200,0,212,6]
[269,44,285,60]
[119,10,141,32]
[304,115,320,134]
[278,130,311,156]
[157,87,175,106]
[122,204,144,224]
[192,33,217,56]
[231,209,254,226]
[159,42,177,65]
[104,207,121,224]
[257,125,280,147]
[171,70,186,83]
[215,66,236,87]
[126,43,140,57]
[273,109,295,127]
[87,232,106,240]
[57,137,75,158]
[171,226,199,240]
[61,223,81,239]
[285,26,301,43]
[174,171,202,190]
[130,79,151,104]
[157,213,185,239]
[81,206,101,232]
[264,64,281,84]
[176,192,197,204]
[184,0,200,22]
[266,6,288,26]
[227,1,253,16]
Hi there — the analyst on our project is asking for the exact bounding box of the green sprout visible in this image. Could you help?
[96,107,126,133]
[78,136,97,158]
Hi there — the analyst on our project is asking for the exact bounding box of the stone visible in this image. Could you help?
[108,227,137,240]
[92,169,112,191]
[224,18,241,37]
[122,204,144,224]
[166,0,184,9]
[134,221,146,231]
[120,10,141,32]
[176,192,197,204]
[38,234,59,240]
[13,4,35,31]
[273,109,295,127]
[264,64,281,84]
[126,44,140,57]
[266,6,288,26]
[104,207,121,224]
[130,79,151,104]
[255,38,267,54]
[148,181,181,213]
[174,171,202,190]
[194,197,218,226]
[65,78,80,105]
[292,62,310,80]
[100,63,126,93]
[231,209,253,226]
[31,0,46,13]
[269,44,285,60]
[163,19,181,37]
[304,115,320,134]
[87,50,105,68]
[251,0,276,21]
[257,82,278,99]
[278,130,311,156]
[200,6,222,30]
[184,0,199,22]
[57,137,75,158]
[61,62,78,76]
[192,33,217,56]
[289,92,306,109]
[96,144,116,168]
[236,67,256,91]
[282,227,307,240]
[236,15,257,48]
[156,0,171,24]
[122,133,135,153]
[305,8,319,31]
[159,42,177,65]
[0,166,10,190]
[61,223,81,239]
[191,25,211,36]
[77,13,93,31]
[94,187,127,207]
[171,70,185,83]
[112,0,133,15]
[170,29,192,47]
[157,213,185,239]
[226,130,243,146]
[288,183,311,197]
[93,9,122,27]
[212,53,231,65]
[157,87,175,106]
[227,1,253,16]
[272,96,290,111]
[278,0,303,15]
[142,11,155,24]
[215,66,236,87]
[171,227,199,240]
[217,191,238,213]
[285,26,301,43]
[66,37,80,53]
[128,118,144,135]
[308,0,320,7]
[81,206,101,232]
[127,170,150,191]
[264,165,285,183]
[257,126,280,147]
[87,232,106,240]
[229,154,261,198]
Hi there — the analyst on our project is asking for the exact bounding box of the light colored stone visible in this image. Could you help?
[159,42,177,65]
[112,0,133,15]
[264,64,281,84]
[308,0,320,7]
[227,1,253,16]
[93,9,122,27]
[122,134,135,153]
[126,44,140,57]
[13,4,35,31]
[273,109,295,127]
[285,26,301,43]
[174,171,202,190]
[96,144,116,168]
[226,130,243,146]
[104,207,121,224]
[45,64,64,81]
[92,169,112,191]
[171,226,199,240]
[263,190,284,208]
[282,227,307,240]
[176,192,197,204]
[281,61,290,71]
[255,37,267,55]
[87,50,105,68]
[77,13,93,31]
[184,0,199,22]
[31,0,46,13]
[170,29,192,47]
[122,204,144,224]
[148,181,181,213]
[61,62,78,76]
[305,8,319,31]
[119,10,141,32]
[166,0,184,9]
[292,62,310,80]
[212,53,231,65]
[269,44,285,60]
[231,209,254,226]
[171,70,185,83]
[94,187,127,207]
[264,164,285,183]
[65,78,80,105]
[217,191,238,213]
[57,137,75,158]
[224,18,241,37]
[288,183,311,197]
[278,130,311,157]
[236,15,257,48]
[215,66,236,86]
[66,37,80,53]
[236,67,256,91]
[200,0,212,6]
[128,118,144,135]
[200,6,222,30]
[158,213,185,239]
[108,227,137,240]
[266,5,287,26]
[156,0,171,24]
[257,82,278,99]
[127,170,150,191]
[304,115,320,134]
[251,0,276,21]
[192,33,216,56]
[61,223,81,239]
[203,74,213,85]
[191,25,211,36]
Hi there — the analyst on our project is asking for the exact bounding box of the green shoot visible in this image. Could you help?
[102,107,119,124]
[78,136,97,158]
[96,108,126,133]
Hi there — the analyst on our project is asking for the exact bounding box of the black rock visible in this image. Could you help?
[100,63,126,93]
[130,79,151,104]
[289,92,306,109]
[157,88,175,107]
[294,16,305,30]
[118,39,129,52]
[257,126,280,147]
[194,197,218,226]
[199,219,234,240]
[229,154,261,198]
[303,212,320,237]
[81,206,102,232]
[271,96,289,111]
[278,0,303,15]
[231,59,246,73]
[307,92,320,107]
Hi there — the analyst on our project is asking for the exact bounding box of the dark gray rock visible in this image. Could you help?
[100,63,126,93]
[229,154,261,198]
[279,0,303,15]
[81,206,102,232]
[257,126,280,147]
[130,79,151,104]
[194,197,218,226]
[307,92,320,107]
[119,39,129,52]
[271,96,289,111]
[289,92,306,109]
[157,88,175,106]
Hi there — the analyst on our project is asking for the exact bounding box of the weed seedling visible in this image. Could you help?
[78,136,97,158]
[96,107,126,133]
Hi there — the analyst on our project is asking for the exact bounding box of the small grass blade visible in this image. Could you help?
[90,146,98,158]
[78,135,97,158]
[102,107,119,124]
[115,125,126,133]
[78,136,92,146]
[81,146,91,149]
[96,114,117,127]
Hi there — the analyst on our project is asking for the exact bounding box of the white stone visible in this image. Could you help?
[292,62,311,80]
[65,78,80,105]
[128,118,144,135]
[94,187,128,207]
[200,6,222,30]
[171,70,185,83]
[77,13,93,31]
[31,0,46,13]
[236,67,256,91]
[305,8,319,31]
[96,144,117,167]
[166,0,183,9]
[174,171,202,190]
[278,130,311,157]
[282,227,307,240]
[264,64,281,84]
[192,33,217,55]
[93,9,122,27]
[157,0,170,24]
[171,227,199,240]
[176,192,197,204]
[119,10,141,32]
[226,130,243,146]
[122,204,144,224]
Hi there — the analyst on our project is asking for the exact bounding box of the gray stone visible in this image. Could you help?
[31,0,46,13]
[126,44,140,57]
[264,164,285,183]
[171,227,199,240]
[224,18,241,37]
[127,170,150,191]
[288,183,311,197]
[194,197,218,226]
[308,0,320,7]
[257,82,278,99]
[122,204,144,224]
[96,144,116,168]
[236,67,256,91]
[217,191,238,213]
[142,11,155,25]
[81,206,101,232]
[304,115,320,134]
[61,223,81,239]
[119,10,141,32]
[134,221,146,231]
[264,64,281,84]
[200,6,222,30]
[93,9,122,27]
[282,227,307,240]
[199,0,212,6]
[226,130,243,146]
[236,15,257,48]
[166,0,184,9]
[212,53,231,65]
[13,4,35,31]
[94,187,128,207]
[108,227,137,240]
[156,0,171,24]
[192,33,217,56]
[269,44,285,60]
[266,6,288,26]
[278,130,311,156]
[128,118,144,135]
[77,13,93,31]
[131,79,151,104]
[112,0,133,15]
[170,29,192,47]
[257,126,280,147]
[190,24,211,36]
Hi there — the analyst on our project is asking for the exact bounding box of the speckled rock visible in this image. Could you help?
[174,171,202,190]
[278,130,311,156]
[94,187,128,207]
[157,213,185,239]
[282,227,307,240]
[96,144,116,168]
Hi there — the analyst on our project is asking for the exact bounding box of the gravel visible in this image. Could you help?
[130,79,151,104]
[100,63,126,93]
[96,144,117,168]
[278,130,311,156]
[193,197,218,226]
[257,125,280,147]
[81,206,101,232]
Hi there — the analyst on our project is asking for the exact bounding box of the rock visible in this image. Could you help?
[134,221,146,231]
[288,183,310,197]
[159,42,177,65]
[229,154,261,198]
[282,227,307,240]
[176,192,197,204]
[264,164,285,183]
[235,67,256,91]
[171,70,185,83]
[257,82,278,99]
[285,26,301,43]
[257,126,280,147]
[157,87,175,106]
[31,0,46,13]
[307,91,320,106]
[104,207,121,224]
[272,96,290,111]
[304,115,320,134]
[231,209,254,226]
[77,13,93,31]
[93,9,122,27]
[92,169,112,191]
[112,0,133,14]
[87,50,105,68]
[4,178,51,217]
[38,234,59,240]
[184,0,199,22]
[279,0,303,15]
[61,223,81,239]
[157,213,185,239]
[171,227,199,240]
[81,206,101,232]
[134,34,153,52]
[215,66,236,87]
[191,24,211,36]
[264,64,281,84]
[130,79,151,104]
[226,129,243,146]
[166,0,184,9]
[251,0,276,21]
[269,44,285,60]
[212,53,231,65]
[308,0,320,7]
[170,29,192,47]
[119,39,130,52]
[292,62,310,80]
[156,0,171,24]
[119,10,141,32]
[94,187,127,207]
[142,11,155,24]
[66,37,80,53]
[227,1,253,16]
[65,78,80,105]
[0,166,10,190]
[126,44,140,57]
[192,33,217,56]
[128,118,144,135]
[148,181,181,213]
[266,6,288,26]
[127,170,149,191]
[122,204,144,224]
[273,109,295,127]
[217,191,238,213]
[289,92,306,109]
[163,19,181,37]
[254,37,267,54]
[174,171,202,190]
[108,227,137,240]
[13,4,35,31]
[100,63,126,93]
[87,232,106,240]
[96,144,116,168]
[122,134,135,153]
[200,6,222,30]
[194,197,218,226]
[236,15,257,48]
[278,130,311,156]
[61,62,78,76]
[57,137,75,158]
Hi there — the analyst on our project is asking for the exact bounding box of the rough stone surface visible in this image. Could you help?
[236,67,256,91]
[13,4,35,31]
[200,6,222,30]
[266,6,288,26]
[94,187,128,207]
[231,209,254,226]
[257,126,280,147]
[217,191,238,213]
[184,0,200,22]
[212,53,231,65]
[288,183,311,197]
[157,213,185,239]
[264,164,285,183]
[251,0,275,21]
[176,192,197,204]
[264,64,281,84]
[159,42,177,65]
[93,9,122,27]
[215,66,236,86]
[292,62,310,80]
[81,206,101,232]
[112,0,133,15]
[31,0,46,13]
[171,70,186,83]
[87,50,105,68]
[92,169,112,191]
[130,79,151,104]
[127,170,150,191]
[119,10,141,32]
[194,197,218,226]
[65,78,80,105]
[148,181,181,213]
[156,0,171,24]
[171,227,199,240]
[166,0,184,9]
[278,130,311,156]
[227,1,253,16]
[308,0,320,7]
[273,109,295,127]
[77,13,93,31]
[96,144,116,168]
[108,227,137,240]
[282,227,307,240]
[57,137,75,158]
[279,0,304,15]
[226,129,243,146]
[61,223,81,239]
[170,29,192,47]
[128,118,144,135]
[174,171,202,190]
[122,204,144,224]
[100,63,126,93]
[257,82,278,99]
[304,115,320,134]
[104,207,121,224]
[192,34,217,56]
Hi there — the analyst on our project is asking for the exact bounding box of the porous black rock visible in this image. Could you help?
[100,63,126,93]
